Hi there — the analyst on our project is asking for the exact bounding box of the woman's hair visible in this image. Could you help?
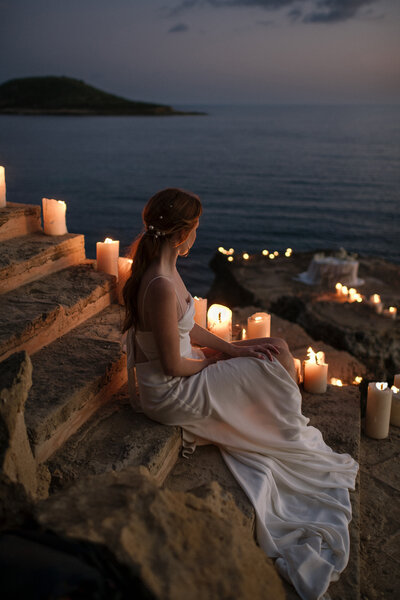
[122,188,202,332]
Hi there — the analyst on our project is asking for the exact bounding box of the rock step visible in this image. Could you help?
[0,202,42,242]
[25,304,126,464]
[0,231,86,294]
[0,263,116,362]
[47,385,181,490]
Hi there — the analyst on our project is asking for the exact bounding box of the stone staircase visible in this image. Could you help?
[0,201,364,600]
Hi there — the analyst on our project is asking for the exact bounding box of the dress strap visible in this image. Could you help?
[141,275,184,318]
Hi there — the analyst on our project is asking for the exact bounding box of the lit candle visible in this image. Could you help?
[0,166,6,208]
[117,257,133,304]
[303,347,328,394]
[96,237,119,278]
[383,306,397,320]
[390,386,400,427]
[348,288,357,302]
[42,198,68,235]
[365,382,392,439]
[243,252,249,260]
[247,312,271,339]
[242,328,247,340]
[330,377,343,387]
[194,296,207,328]
[370,294,383,314]
[335,282,343,296]
[262,249,269,256]
[285,248,292,257]
[207,304,232,341]
[341,285,348,297]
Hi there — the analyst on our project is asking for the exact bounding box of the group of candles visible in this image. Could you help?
[336,282,397,319]
[218,246,293,263]
[194,300,272,342]
[366,377,400,439]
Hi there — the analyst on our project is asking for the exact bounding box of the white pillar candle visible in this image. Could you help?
[117,257,133,304]
[394,374,400,388]
[370,294,383,314]
[96,238,119,278]
[390,386,400,427]
[247,312,271,339]
[42,198,68,235]
[193,296,207,329]
[365,382,392,439]
[303,347,328,394]
[0,166,6,208]
[207,304,232,342]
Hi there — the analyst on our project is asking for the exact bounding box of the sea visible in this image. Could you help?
[1,104,399,296]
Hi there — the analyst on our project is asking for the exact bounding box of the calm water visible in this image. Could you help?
[1,105,399,295]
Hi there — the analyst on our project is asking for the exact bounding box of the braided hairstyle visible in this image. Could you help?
[122,188,202,332]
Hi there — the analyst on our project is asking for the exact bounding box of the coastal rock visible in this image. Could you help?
[36,466,285,600]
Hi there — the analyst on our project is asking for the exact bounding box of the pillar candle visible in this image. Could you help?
[390,386,400,427]
[365,382,392,439]
[394,374,400,387]
[370,294,383,314]
[0,166,6,208]
[193,296,207,328]
[303,347,328,394]
[42,198,68,235]
[117,257,133,304]
[96,238,119,278]
[247,312,271,339]
[207,304,232,342]
[335,282,343,296]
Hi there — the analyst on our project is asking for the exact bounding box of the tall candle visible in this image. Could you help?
[207,304,232,342]
[370,294,383,314]
[303,347,328,394]
[96,238,119,278]
[193,296,207,329]
[117,257,133,304]
[390,386,400,427]
[42,198,68,235]
[0,166,6,208]
[247,312,271,339]
[365,382,392,439]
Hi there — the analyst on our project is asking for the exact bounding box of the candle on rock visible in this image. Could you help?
[193,296,207,329]
[335,282,343,296]
[117,257,133,304]
[390,386,400,427]
[330,378,343,387]
[96,238,119,278]
[366,382,392,439]
[394,374,400,388]
[383,306,397,320]
[247,312,271,339]
[370,294,383,314]
[242,328,247,340]
[42,198,68,235]
[303,347,328,394]
[0,166,6,208]
[207,304,232,341]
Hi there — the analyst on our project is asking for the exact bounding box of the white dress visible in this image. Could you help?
[126,286,358,600]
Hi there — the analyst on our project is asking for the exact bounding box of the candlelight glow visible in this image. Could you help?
[269,253,275,260]
[285,248,292,257]
[104,237,114,243]
[306,347,325,365]
[330,378,343,387]
[262,249,269,256]
[389,306,397,314]
[353,376,363,384]
[218,246,234,256]
[274,251,279,256]
[375,382,388,391]
[227,256,234,262]
[207,303,232,341]
[391,385,399,394]
[243,252,249,260]
[242,328,247,340]
[371,294,381,304]
[341,286,348,296]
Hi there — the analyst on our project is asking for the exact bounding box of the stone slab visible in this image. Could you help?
[0,202,41,242]
[0,263,116,361]
[25,305,127,462]
[0,232,86,294]
[47,385,181,489]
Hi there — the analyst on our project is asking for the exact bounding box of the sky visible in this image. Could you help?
[1,0,399,105]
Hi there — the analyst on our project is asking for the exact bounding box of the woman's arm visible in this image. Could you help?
[146,279,213,377]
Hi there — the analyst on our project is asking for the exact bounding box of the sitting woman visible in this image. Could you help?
[122,188,358,600]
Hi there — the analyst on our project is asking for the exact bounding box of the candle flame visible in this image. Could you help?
[335,282,343,291]
[57,200,66,206]
[353,376,363,384]
[285,248,292,257]
[218,246,234,256]
[262,249,268,256]
[375,382,388,391]
[306,347,325,365]
[330,378,343,387]
[341,286,348,296]
[274,251,279,256]
[269,253,275,259]
[391,385,399,394]
[389,306,396,313]
[371,294,381,304]
[242,328,247,339]
[243,253,249,260]
[228,256,234,262]
[255,316,262,322]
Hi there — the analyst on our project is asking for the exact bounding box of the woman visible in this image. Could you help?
[123,188,358,600]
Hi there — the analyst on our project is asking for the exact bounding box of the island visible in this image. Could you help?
[0,76,205,116]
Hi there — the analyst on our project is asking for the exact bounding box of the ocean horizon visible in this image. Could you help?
[1,104,399,296]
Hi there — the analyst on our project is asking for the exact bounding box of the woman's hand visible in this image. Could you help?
[228,342,280,362]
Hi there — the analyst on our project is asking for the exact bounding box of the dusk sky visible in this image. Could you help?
[1,0,399,105]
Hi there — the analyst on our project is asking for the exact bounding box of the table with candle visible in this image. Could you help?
[365,382,392,439]
[96,238,120,278]
[303,347,328,394]
[247,312,271,339]
[193,297,207,328]
[0,166,6,208]
[207,304,232,342]
[42,198,68,235]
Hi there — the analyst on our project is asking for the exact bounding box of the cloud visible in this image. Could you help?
[168,22,190,33]
[169,0,380,24]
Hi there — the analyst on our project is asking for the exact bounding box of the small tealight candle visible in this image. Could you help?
[207,304,232,341]
[303,347,328,394]
[247,312,271,339]
[96,238,119,278]
[370,294,383,314]
[243,252,249,260]
[330,377,343,387]
[383,306,397,320]
[335,282,343,296]
[0,166,6,208]
[365,382,392,439]
[390,386,400,427]
[348,288,357,302]
[193,296,207,329]
[262,249,269,256]
[42,198,68,235]
[117,257,133,304]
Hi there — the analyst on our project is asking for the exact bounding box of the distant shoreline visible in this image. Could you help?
[0,108,206,117]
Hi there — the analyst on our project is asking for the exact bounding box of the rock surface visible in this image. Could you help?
[36,467,285,600]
